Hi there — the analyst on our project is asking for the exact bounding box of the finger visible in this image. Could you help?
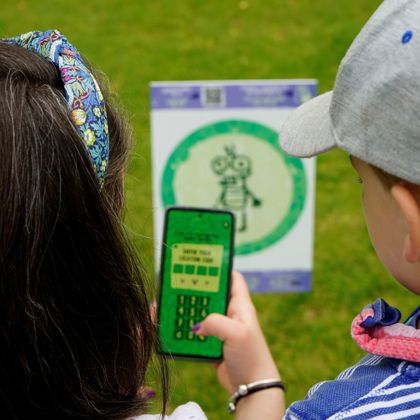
[139,386,155,399]
[149,301,157,323]
[227,272,256,320]
[194,313,242,341]
[230,271,252,303]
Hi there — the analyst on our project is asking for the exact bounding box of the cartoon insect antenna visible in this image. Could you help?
[224,144,237,158]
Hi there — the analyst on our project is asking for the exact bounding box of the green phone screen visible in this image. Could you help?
[158,207,234,360]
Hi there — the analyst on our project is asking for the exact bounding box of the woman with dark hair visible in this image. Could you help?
[0,30,174,419]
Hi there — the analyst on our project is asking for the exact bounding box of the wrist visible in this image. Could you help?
[228,378,286,414]
[233,386,286,420]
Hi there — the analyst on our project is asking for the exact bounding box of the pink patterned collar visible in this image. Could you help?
[352,299,420,363]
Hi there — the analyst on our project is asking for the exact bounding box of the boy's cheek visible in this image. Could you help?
[361,191,395,264]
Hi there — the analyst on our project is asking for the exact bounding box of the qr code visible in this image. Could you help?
[200,86,226,107]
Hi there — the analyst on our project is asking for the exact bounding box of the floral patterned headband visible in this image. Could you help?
[3,29,109,185]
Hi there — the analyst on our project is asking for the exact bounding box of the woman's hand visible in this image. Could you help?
[192,272,285,419]
[193,271,279,392]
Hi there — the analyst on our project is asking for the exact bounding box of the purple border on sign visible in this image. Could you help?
[151,83,317,109]
[241,270,311,293]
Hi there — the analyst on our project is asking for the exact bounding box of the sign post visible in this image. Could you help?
[151,80,317,292]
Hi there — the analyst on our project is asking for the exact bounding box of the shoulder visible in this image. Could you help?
[285,355,420,419]
[131,402,207,420]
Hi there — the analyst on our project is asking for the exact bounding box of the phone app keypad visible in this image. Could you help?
[174,294,210,341]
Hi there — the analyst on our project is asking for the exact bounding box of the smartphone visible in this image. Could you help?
[157,206,235,361]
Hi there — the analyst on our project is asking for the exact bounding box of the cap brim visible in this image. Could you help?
[280,91,337,158]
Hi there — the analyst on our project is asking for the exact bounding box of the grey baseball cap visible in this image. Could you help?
[280,0,420,184]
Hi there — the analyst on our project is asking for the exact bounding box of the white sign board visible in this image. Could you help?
[150,80,317,292]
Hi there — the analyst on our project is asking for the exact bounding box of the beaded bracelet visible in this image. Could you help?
[227,378,286,413]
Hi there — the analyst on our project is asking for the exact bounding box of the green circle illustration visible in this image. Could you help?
[161,120,306,255]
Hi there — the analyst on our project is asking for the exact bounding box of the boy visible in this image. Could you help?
[194,0,420,418]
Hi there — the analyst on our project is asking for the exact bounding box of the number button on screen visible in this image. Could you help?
[174,294,212,342]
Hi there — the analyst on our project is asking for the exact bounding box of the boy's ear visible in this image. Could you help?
[391,183,420,263]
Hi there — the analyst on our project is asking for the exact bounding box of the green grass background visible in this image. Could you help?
[2,0,418,417]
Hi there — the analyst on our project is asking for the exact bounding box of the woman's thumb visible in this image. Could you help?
[193,313,240,342]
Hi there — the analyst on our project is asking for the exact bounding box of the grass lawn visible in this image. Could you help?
[2,0,418,417]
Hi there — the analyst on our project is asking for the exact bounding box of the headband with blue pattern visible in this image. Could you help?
[3,30,109,185]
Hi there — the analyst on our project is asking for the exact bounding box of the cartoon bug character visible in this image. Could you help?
[212,145,262,232]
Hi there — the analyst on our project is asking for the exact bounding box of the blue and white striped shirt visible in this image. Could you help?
[285,306,420,419]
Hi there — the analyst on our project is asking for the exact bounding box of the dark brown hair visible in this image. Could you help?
[0,42,168,418]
